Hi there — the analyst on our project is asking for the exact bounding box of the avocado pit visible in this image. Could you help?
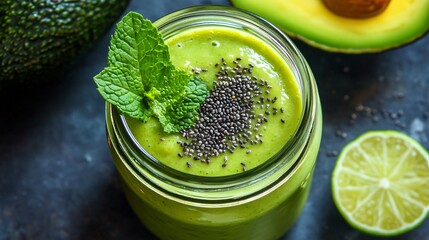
[322,0,391,18]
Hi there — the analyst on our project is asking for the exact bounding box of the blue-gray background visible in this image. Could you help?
[1,1,428,239]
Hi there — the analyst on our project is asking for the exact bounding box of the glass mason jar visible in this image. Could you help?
[106,6,322,240]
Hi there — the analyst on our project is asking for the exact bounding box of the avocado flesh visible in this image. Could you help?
[231,0,429,53]
[0,0,129,85]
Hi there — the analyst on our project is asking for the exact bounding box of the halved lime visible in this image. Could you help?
[332,130,429,236]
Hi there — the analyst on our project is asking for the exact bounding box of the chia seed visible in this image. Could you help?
[272,97,277,103]
[326,151,338,158]
[335,130,348,139]
[178,57,282,168]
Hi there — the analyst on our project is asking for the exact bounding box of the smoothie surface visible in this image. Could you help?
[126,26,302,176]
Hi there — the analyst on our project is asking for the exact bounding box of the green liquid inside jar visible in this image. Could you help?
[126,26,302,176]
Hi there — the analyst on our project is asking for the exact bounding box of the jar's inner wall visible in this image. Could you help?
[124,23,303,177]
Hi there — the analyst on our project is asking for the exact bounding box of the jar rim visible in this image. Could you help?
[107,5,319,201]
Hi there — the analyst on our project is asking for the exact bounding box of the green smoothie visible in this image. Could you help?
[105,7,322,240]
[126,26,302,176]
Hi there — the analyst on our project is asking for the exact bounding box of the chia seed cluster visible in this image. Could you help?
[177,58,284,170]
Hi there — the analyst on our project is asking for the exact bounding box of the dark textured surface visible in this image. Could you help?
[0,1,428,239]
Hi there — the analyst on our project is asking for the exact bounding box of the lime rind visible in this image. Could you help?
[332,130,429,237]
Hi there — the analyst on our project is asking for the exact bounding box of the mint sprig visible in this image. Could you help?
[94,12,209,133]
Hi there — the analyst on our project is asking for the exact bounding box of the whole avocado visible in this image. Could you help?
[0,0,129,86]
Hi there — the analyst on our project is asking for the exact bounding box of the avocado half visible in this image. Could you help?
[231,0,429,53]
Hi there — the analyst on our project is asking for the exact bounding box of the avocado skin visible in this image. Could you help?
[0,0,129,86]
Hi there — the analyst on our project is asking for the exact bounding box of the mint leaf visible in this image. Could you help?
[107,12,171,89]
[94,11,208,133]
[94,66,152,121]
[151,71,209,133]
